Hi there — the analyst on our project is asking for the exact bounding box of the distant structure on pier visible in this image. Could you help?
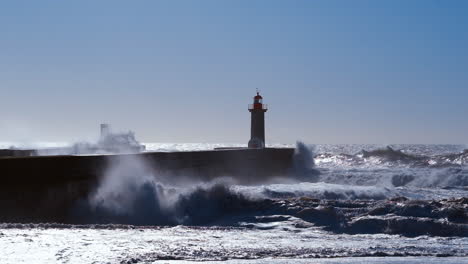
[96,124,145,153]
[248,91,268,148]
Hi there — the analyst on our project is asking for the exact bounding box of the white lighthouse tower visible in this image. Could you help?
[248,91,268,148]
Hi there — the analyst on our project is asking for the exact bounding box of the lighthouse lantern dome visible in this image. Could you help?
[253,92,263,104]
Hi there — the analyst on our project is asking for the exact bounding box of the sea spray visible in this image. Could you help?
[91,155,155,214]
[292,141,320,181]
[86,154,183,225]
[84,154,256,225]
[82,142,322,225]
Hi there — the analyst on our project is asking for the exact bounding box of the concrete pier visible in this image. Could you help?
[0,148,295,223]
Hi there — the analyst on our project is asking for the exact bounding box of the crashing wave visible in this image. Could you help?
[69,150,467,238]
[75,177,468,237]
[61,142,466,239]
[361,146,424,163]
[316,146,468,168]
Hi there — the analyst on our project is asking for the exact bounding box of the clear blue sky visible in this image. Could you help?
[1,0,467,144]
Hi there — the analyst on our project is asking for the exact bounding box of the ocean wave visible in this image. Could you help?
[237,182,395,200]
[65,143,467,237]
[315,146,468,168]
[70,156,467,238]
[75,181,257,226]
[312,146,468,189]
[317,166,468,189]
[62,185,468,238]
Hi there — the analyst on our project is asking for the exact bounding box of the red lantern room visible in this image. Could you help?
[254,92,262,101]
[249,92,268,112]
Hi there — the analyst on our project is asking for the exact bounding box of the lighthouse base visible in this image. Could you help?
[248,138,265,149]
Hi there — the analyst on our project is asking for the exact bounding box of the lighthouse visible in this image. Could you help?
[248,91,268,148]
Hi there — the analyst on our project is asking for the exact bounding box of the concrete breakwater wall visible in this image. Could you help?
[0,148,295,223]
[0,149,36,157]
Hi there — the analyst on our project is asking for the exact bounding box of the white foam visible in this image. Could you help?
[0,226,466,263]
[236,182,395,200]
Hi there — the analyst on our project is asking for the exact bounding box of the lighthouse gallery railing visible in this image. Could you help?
[248,104,268,110]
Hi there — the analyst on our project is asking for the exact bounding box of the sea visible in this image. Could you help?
[0,143,467,264]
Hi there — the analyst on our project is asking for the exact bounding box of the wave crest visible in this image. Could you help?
[316,146,468,168]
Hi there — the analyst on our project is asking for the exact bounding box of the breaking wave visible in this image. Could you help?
[316,146,468,168]
[69,143,467,238]
[72,181,468,237]
[74,142,315,225]
[75,173,468,238]
[314,146,468,189]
